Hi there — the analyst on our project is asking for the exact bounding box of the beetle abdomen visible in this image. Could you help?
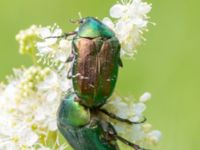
[72,36,120,107]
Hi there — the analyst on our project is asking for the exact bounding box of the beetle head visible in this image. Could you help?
[69,18,86,24]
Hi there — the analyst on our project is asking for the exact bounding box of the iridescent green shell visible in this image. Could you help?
[72,17,122,108]
[57,91,119,150]
[78,17,115,38]
[57,91,90,127]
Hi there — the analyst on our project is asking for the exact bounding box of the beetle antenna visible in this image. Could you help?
[69,18,85,24]
[45,31,77,39]
[99,108,146,125]
[78,12,83,19]
[115,135,149,150]
[69,19,80,24]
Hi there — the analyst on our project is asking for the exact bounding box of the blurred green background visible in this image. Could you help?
[0,0,199,149]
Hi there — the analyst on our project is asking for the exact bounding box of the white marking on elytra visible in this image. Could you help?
[80,75,89,80]
[71,73,81,78]
[89,84,95,88]
[71,73,89,80]
[106,78,111,82]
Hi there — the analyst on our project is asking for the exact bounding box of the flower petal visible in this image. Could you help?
[139,92,151,102]
[102,17,115,29]
[40,28,51,38]
[110,4,125,18]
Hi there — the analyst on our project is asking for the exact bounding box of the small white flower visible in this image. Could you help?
[110,4,125,18]
[36,25,72,66]
[4,82,18,101]
[37,27,62,54]
[37,69,71,100]
[147,130,162,145]
[133,102,146,115]
[0,120,39,148]
[103,0,152,57]
[139,92,151,102]
[19,128,39,147]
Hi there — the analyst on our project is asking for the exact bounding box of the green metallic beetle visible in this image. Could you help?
[57,91,119,150]
[57,91,145,150]
[66,17,123,108]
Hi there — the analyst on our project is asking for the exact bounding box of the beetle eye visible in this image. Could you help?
[79,19,85,24]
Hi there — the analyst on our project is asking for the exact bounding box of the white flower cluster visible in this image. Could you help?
[103,92,161,149]
[16,24,72,69]
[0,66,71,149]
[103,0,152,57]
[36,25,72,68]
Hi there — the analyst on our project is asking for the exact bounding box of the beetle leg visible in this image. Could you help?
[99,108,146,125]
[118,58,123,68]
[67,65,73,79]
[66,53,74,63]
[44,31,77,39]
[100,120,147,150]
[114,135,149,150]
[66,49,75,78]
[73,96,79,103]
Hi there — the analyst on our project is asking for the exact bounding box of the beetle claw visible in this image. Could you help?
[114,133,148,150]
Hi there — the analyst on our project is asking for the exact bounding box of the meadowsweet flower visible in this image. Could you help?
[103,92,161,149]
[146,130,162,145]
[36,26,61,54]
[36,25,72,67]
[16,25,41,56]
[139,92,151,102]
[16,25,72,68]
[0,66,71,149]
[103,0,152,57]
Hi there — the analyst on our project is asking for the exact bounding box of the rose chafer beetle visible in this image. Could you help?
[68,17,123,108]
[49,17,122,107]
[57,91,119,150]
